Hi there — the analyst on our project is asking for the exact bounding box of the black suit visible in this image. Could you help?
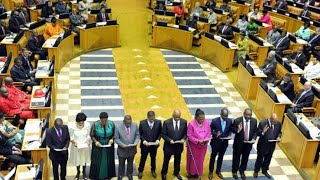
[231,117,258,173]
[209,117,233,173]
[10,65,39,90]
[273,36,290,56]
[290,89,314,112]
[304,33,320,56]
[218,25,234,40]
[26,35,46,59]
[288,52,307,69]
[161,118,187,176]
[9,16,23,33]
[96,13,109,22]
[274,1,288,11]
[186,18,198,29]
[274,80,295,100]
[299,10,311,18]
[18,55,34,74]
[138,119,162,172]
[46,125,70,180]
[205,1,216,10]
[254,119,282,173]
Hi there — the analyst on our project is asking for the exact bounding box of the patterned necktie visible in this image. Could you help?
[244,120,249,141]
[126,127,130,141]
[57,129,62,141]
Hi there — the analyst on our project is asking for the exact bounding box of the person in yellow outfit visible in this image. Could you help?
[233,31,249,65]
[43,17,64,40]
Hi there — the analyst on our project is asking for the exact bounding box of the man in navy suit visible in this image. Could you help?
[288,81,314,113]
[17,48,36,77]
[254,113,282,179]
[273,30,290,56]
[274,0,288,11]
[208,108,233,180]
[96,7,109,23]
[26,30,46,60]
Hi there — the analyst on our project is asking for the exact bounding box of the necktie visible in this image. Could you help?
[276,37,285,48]
[14,17,19,26]
[22,13,27,24]
[126,127,130,141]
[57,129,62,141]
[149,123,153,130]
[221,120,226,132]
[35,36,39,43]
[296,53,301,59]
[278,2,283,9]
[26,57,31,70]
[244,120,249,141]
[271,124,274,135]
[102,14,106,22]
[222,26,227,34]
[303,10,307,17]
[296,90,307,104]
[1,26,4,35]
[175,121,179,134]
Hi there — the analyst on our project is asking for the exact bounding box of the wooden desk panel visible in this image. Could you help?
[258,26,269,39]
[280,114,320,168]
[79,25,120,51]
[200,36,235,72]
[151,26,193,52]
[229,2,251,15]
[30,9,41,22]
[248,39,270,66]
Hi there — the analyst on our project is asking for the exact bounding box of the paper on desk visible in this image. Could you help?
[4,167,16,180]
[77,144,89,149]
[45,39,57,47]
[268,139,280,142]
[17,168,36,179]
[296,38,307,44]
[24,122,41,133]
[24,135,39,142]
[290,63,303,73]
[96,22,107,26]
[54,148,67,151]
[101,144,111,148]
[24,141,41,150]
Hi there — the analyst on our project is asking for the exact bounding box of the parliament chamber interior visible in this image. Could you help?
[0,0,320,179]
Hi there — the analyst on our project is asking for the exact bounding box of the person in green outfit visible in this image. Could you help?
[233,31,249,65]
[89,112,116,180]
[0,111,24,147]
[246,17,259,35]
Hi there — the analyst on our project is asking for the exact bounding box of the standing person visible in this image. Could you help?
[68,112,91,180]
[89,112,116,180]
[161,109,187,180]
[46,118,70,180]
[138,111,162,179]
[208,108,233,180]
[231,109,258,180]
[254,113,282,179]
[114,115,140,180]
[186,109,211,179]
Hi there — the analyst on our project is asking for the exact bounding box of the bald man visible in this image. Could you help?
[161,109,187,180]
[260,51,277,83]
[26,30,46,60]
[254,114,282,179]
[4,77,31,104]
[289,81,314,113]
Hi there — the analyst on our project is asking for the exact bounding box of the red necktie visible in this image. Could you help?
[102,14,106,22]
[35,36,39,43]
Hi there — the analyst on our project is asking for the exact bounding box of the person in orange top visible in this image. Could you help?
[0,87,35,119]
[43,17,64,40]
[4,77,31,104]
[173,3,185,25]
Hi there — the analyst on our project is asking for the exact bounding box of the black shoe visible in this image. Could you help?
[253,172,258,178]
[117,176,122,180]
[75,172,80,180]
[263,172,272,179]
[151,171,157,178]
[161,174,166,180]
[208,172,213,180]
[240,172,246,180]
[232,172,239,179]
[128,175,133,180]
[175,174,183,180]
[216,171,224,179]
[138,172,143,179]
[82,171,88,180]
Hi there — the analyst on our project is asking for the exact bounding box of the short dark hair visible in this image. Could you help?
[195,109,205,118]
[99,112,108,119]
[76,112,87,122]
[304,21,311,27]
[51,17,57,23]
[14,58,22,64]
[262,9,268,14]
[147,111,155,118]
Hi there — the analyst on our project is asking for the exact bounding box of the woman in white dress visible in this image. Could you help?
[69,112,91,180]
[78,0,91,21]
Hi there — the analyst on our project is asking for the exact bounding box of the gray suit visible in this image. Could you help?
[266,30,280,45]
[114,122,140,177]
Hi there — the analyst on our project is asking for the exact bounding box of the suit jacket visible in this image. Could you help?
[96,13,109,22]
[26,35,45,52]
[114,122,140,158]
[274,1,288,11]
[186,18,197,29]
[0,132,13,156]
[41,6,54,18]
[139,119,162,151]
[210,117,233,145]
[218,25,234,40]
[161,118,187,154]
[18,55,34,73]
[55,3,68,15]
[9,16,23,33]
[288,52,307,69]
[0,25,11,38]
[267,30,281,44]
[205,1,216,10]
[10,65,31,83]
[293,89,314,108]
[19,12,30,24]
[46,125,70,160]
[308,33,320,48]
[273,36,290,52]
[231,117,258,149]
[274,80,295,100]
[256,119,282,155]
[299,10,311,18]
[260,60,277,83]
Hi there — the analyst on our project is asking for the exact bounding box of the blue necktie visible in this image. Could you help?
[221,120,226,132]
[309,34,319,44]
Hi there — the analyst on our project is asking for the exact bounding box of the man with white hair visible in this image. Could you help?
[288,81,314,113]
[303,58,320,80]
[191,2,203,17]
[260,51,277,83]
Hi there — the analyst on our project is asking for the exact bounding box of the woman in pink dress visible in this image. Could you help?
[260,9,273,31]
[187,109,212,179]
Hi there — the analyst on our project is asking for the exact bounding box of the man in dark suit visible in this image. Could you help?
[304,28,320,57]
[26,30,46,60]
[18,48,36,77]
[205,0,216,10]
[46,118,70,180]
[273,73,295,101]
[274,0,288,11]
[260,51,277,83]
[254,113,282,179]
[208,108,233,180]
[299,6,311,18]
[9,10,23,33]
[19,8,30,25]
[161,109,187,180]
[138,111,162,179]
[273,30,290,56]
[217,19,234,40]
[114,115,140,180]
[186,14,198,29]
[288,47,308,69]
[0,19,11,38]
[288,81,314,113]
[231,108,258,180]
[96,7,109,23]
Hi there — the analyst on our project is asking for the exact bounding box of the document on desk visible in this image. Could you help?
[290,63,303,73]
[253,69,266,76]
[17,168,36,179]
[24,122,41,133]
[96,22,107,26]
[4,167,16,180]
[296,38,307,44]
[277,94,291,104]
[24,135,39,142]
[24,141,41,150]
[44,39,57,47]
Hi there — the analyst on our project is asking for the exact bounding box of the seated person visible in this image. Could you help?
[304,28,320,56]
[288,81,314,113]
[273,73,295,100]
[248,6,261,20]
[43,17,64,40]
[300,5,311,18]
[173,3,185,25]
[55,0,69,15]
[78,0,91,21]
[273,29,290,56]
[155,2,166,11]
[295,21,311,41]
[9,10,24,33]
[233,31,249,65]
[303,58,320,80]
[0,112,24,146]
[70,9,85,35]
[4,77,31,104]
[207,9,217,27]
[26,30,46,60]
[25,0,40,6]
[18,48,36,77]
[96,7,110,22]
[217,19,234,40]
[246,17,258,35]
[205,0,216,10]
[306,0,315,6]
[260,50,277,83]
[19,8,30,25]
[10,58,39,91]
[274,0,288,11]
[236,15,248,32]
[219,0,231,12]
[260,9,272,31]
[41,1,55,22]
[0,87,35,119]
[186,13,198,35]
[0,2,7,14]
[191,2,203,17]
[0,19,11,38]
[98,0,108,9]
[266,26,280,44]
[288,47,307,69]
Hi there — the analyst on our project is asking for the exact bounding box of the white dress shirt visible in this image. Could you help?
[304,62,320,80]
